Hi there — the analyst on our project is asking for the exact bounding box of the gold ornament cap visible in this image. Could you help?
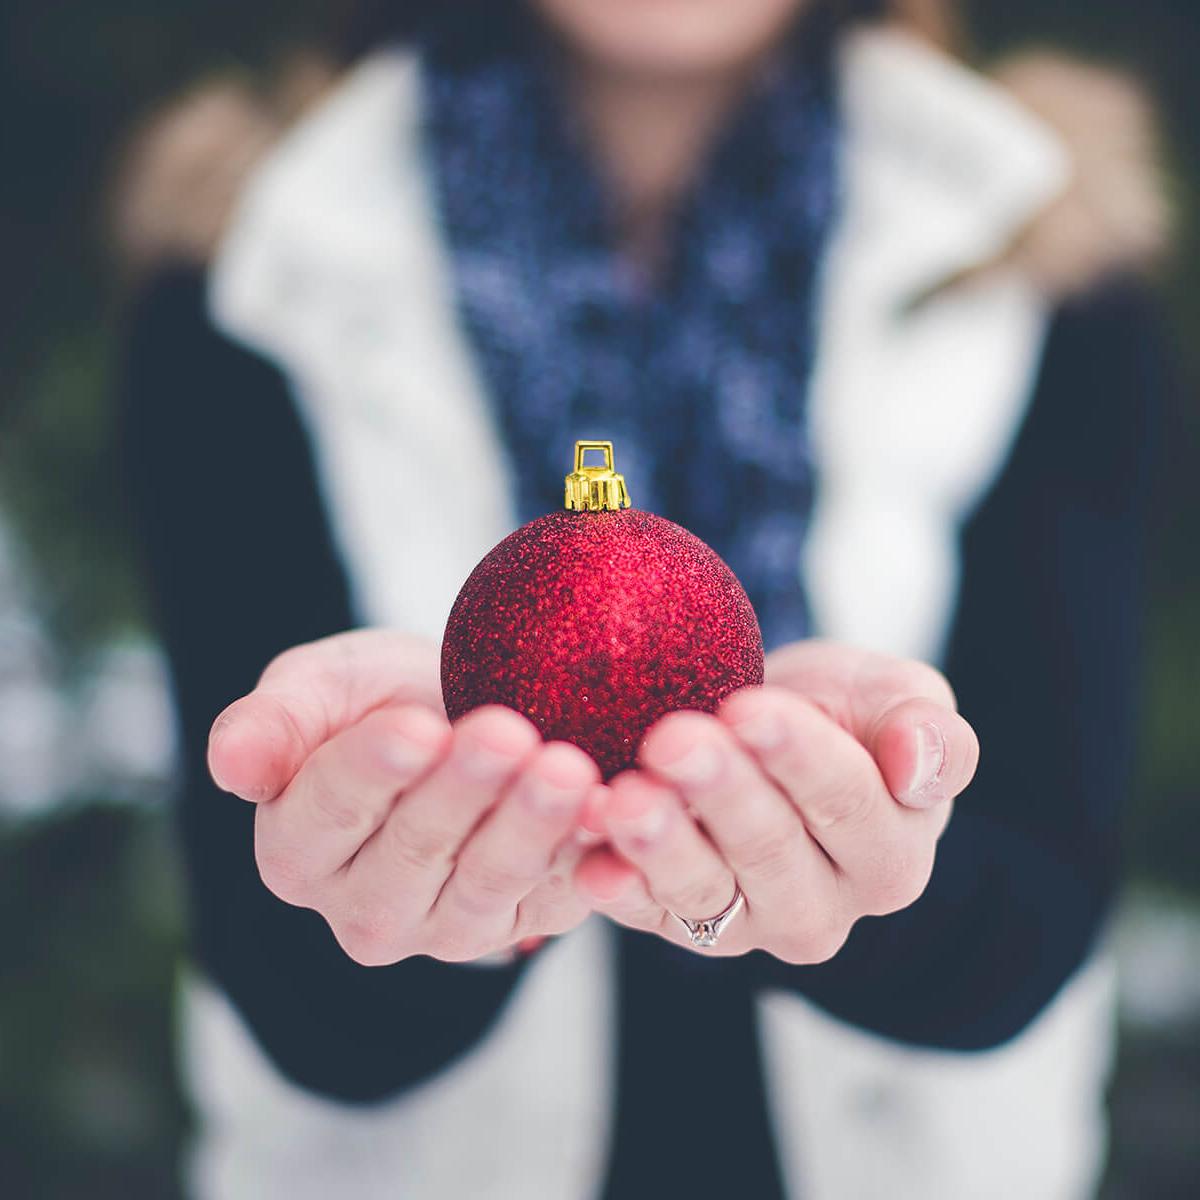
[564,440,631,512]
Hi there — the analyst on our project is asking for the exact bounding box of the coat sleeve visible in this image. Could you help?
[751,283,1166,1049]
[118,268,530,1103]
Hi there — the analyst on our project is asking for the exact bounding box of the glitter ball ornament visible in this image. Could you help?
[441,441,764,779]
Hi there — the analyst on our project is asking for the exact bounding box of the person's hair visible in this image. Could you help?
[327,0,960,67]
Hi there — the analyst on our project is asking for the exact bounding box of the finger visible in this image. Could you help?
[255,705,449,900]
[576,784,609,844]
[575,846,755,956]
[209,630,442,802]
[765,641,959,741]
[601,772,738,922]
[438,742,599,924]
[867,697,979,810]
[639,711,834,907]
[343,706,541,914]
[574,846,670,935]
[721,687,936,912]
[574,845,642,904]
[511,844,594,942]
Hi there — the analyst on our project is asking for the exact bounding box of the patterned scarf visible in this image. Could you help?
[423,29,839,650]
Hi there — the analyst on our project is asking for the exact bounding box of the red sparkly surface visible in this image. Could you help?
[441,509,764,779]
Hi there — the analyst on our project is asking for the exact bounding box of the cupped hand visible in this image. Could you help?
[575,641,980,962]
[208,630,599,966]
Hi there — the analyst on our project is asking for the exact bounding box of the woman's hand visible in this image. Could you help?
[208,630,598,966]
[575,642,980,962]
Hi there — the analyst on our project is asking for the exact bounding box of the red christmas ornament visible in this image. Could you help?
[441,441,764,779]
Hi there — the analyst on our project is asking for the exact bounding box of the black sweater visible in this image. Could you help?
[119,268,1161,1199]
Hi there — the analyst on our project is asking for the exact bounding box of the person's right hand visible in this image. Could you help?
[207,630,599,965]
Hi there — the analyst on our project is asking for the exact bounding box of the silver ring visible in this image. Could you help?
[669,886,745,950]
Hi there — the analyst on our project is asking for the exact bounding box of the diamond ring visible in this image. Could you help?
[668,886,745,950]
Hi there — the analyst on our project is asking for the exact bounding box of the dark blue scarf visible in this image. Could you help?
[424,34,839,650]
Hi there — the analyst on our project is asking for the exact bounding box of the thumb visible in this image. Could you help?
[868,697,980,810]
[208,630,442,801]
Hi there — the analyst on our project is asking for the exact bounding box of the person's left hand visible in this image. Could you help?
[574,641,979,962]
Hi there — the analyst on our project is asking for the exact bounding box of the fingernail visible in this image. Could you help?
[580,785,608,837]
[381,732,437,773]
[609,799,667,845]
[906,722,946,805]
[207,710,238,792]
[457,738,521,782]
[525,774,583,817]
[381,711,446,772]
[655,741,720,785]
[731,710,785,751]
[211,708,238,742]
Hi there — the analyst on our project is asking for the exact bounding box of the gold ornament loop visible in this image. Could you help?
[564,440,631,512]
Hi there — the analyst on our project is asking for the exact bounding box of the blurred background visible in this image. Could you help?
[0,1,1196,1197]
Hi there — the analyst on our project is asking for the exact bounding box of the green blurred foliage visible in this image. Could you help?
[0,805,185,1197]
